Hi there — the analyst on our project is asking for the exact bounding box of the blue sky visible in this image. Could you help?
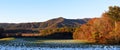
[0,0,120,23]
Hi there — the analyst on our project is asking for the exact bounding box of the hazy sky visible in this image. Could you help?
[0,0,119,23]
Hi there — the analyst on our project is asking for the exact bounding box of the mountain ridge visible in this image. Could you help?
[0,17,90,29]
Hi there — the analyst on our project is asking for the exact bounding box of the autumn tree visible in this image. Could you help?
[106,6,120,21]
[104,6,120,44]
[106,6,120,31]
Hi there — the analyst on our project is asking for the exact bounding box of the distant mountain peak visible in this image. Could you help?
[57,17,65,19]
[54,17,65,20]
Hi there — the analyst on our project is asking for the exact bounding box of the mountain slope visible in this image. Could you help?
[0,17,90,30]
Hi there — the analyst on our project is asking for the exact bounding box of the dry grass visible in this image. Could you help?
[33,40,93,44]
[0,38,15,41]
